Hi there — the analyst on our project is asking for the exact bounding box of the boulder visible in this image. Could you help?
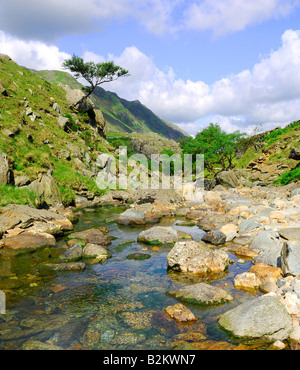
[137,226,178,245]
[14,175,31,187]
[117,209,146,225]
[234,272,262,291]
[83,243,111,260]
[249,230,282,267]
[167,282,233,307]
[281,241,300,276]
[289,148,300,160]
[59,244,83,262]
[212,170,240,189]
[202,230,226,245]
[219,294,293,343]
[67,228,111,246]
[167,240,229,274]
[27,174,62,207]
[278,228,300,242]
[3,231,56,253]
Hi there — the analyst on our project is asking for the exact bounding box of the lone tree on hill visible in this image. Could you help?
[62,54,129,108]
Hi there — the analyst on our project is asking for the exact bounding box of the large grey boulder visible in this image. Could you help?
[249,230,282,267]
[0,152,13,185]
[281,241,300,276]
[27,174,62,207]
[167,240,229,274]
[167,282,233,307]
[138,226,178,244]
[211,170,240,189]
[219,294,293,343]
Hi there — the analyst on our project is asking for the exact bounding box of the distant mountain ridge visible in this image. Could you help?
[35,70,189,140]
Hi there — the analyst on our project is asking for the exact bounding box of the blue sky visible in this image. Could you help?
[1,0,300,136]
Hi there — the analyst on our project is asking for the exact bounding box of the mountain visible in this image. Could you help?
[35,70,189,140]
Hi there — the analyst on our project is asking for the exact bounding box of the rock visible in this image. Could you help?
[137,226,178,245]
[65,87,94,113]
[186,210,206,221]
[167,282,233,307]
[259,280,278,294]
[220,224,239,236]
[3,231,56,253]
[67,228,111,246]
[234,272,262,291]
[117,209,146,225]
[0,54,16,63]
[289,148,300,160]
[52,102,62,114]
[126,253,151,261]
[202,230,226,245]
[14,175,31,187]
[218,294,293,343]
[238,219,260,233]
[83,244,111,260]
[228,245,259,259]
[278,228,300,241]
[59,244,83,262]
[289,326,300,343]
[249,263,283,284]
[164,303,197,322]
[167,240,229,274]
[57,116,69,130]
[0,204,73,236]
[0,152,13,185]
[290,188,300,197]
[91,108,107,138]
[249,230,282,267]
[203,191,222,205]
[212,170,240,189]
[281,241,300,276]
[27,174,62,207]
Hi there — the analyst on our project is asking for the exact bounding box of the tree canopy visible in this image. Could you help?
[181,123,245,174]
[62,54,129,99]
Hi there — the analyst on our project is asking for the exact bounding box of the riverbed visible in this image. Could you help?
[0,205,262,350]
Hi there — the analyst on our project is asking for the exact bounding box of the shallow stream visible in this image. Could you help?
[0,206,262,350]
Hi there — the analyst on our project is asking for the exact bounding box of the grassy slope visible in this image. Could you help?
[235,120,300,184]
[36,70,189,141]
[0,58,112,206]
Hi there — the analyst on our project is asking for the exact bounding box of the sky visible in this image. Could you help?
[1,0,300,136]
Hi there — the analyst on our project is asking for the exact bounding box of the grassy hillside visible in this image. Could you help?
[0,56,113,206]
[36,70,189,141]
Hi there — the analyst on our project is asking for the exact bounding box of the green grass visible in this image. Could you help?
[0,185,39,207]
[274,166,300,185]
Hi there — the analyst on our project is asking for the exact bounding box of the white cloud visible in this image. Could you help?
[0,31,70,70]
[1,28,300,135]
[1,0,298,42]
[99,30,300,133]
[183,0,300,35]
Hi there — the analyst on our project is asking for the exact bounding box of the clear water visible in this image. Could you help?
[0,206,261,350]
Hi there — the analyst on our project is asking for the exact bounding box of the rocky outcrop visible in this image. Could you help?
[61,84,107,138]
[0,204,73,237]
